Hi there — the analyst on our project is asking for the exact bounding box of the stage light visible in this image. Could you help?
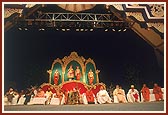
[90,29,93,31]
[76,29,79,31]
[80,29,84,31]
[24,28,28,31]
[62,29,66,31]
[112,29,115,31]
[118,29,121,32]
[85,29,88,31]
[123,29,127,32]
[18,27,22,30]
[105,29,108,32]
[66,29,70,31]
[39,28,45,31]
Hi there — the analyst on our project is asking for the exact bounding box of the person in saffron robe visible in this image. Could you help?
[67,65,74,80]
[75,66,81,80]
[113,85,127,103]
[141,84,150,102]
[153,83,163,101]
[127,85,140,103]
[96,86,112,104]
[54,69,59,85]
[85,86,95,104]
[35,88,45,97]
[88,69,94,85]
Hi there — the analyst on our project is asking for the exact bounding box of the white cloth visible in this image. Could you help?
[113,88,127,103]
[127,89,140,103]
[96,90,112,104]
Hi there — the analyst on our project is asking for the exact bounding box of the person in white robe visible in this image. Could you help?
[96,86,112,104]
[127,85,140,103]
[113,85,127,103]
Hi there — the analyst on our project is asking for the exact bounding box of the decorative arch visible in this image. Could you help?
[62,52,85,82]
[48,58,63,84]
[48,52,100,86]
[85,58,99,84]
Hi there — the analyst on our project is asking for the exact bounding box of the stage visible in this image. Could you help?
[3,101,164,112]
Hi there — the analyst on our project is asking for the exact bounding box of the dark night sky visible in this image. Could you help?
[4,26,164,92]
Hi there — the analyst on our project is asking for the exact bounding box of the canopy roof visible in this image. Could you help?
[3,3,165,69]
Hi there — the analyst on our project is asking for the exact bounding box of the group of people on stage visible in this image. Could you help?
[54,65,95,85]
[113,83,164,103]
[4,83,163,105]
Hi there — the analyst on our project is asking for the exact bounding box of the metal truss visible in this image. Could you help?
[18,12,134,29]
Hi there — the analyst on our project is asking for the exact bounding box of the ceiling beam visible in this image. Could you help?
[4,4,42,32]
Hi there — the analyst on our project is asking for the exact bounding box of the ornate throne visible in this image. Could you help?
[41,52,105,98]
[47,51,100,84]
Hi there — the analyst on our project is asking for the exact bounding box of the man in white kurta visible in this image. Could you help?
[127,85,140,103]
[96,86,112,104]
[113,85,127,103]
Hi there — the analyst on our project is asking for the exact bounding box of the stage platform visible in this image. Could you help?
[3,101,165,113]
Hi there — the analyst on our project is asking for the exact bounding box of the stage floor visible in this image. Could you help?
[3,101,165,113]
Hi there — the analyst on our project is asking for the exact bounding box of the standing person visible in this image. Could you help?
[141,84,150,102]
[153,83,163,101]
[45,88,53,105]
[96,86,112,104]
[67,65,74,81]
[88,69,94,85]
[127,85,140,103]
[75,66,81,80]
[54,69,60,85]
[113,85,127,103]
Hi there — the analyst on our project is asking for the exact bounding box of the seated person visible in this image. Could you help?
[56,88,64,105]
[96,86,112,104]
[85,86,95,104]
[63,89,69,104]
[35,88,45,97]
[5,88,14,104]
[153,83,163,101]
[127,85,140,103]
[141,84,150,102]
[113,85,127,103]
[17,90,25,103]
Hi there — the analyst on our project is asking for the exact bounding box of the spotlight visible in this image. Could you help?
[80,29,84,31]
[112,29,115,31]
[39,28,45,31]
[118,29,121,32]
[85,29,88,31]
[18,27,22,30]
[62,29,66,31]
[105,29,108,32]
[76,29,79,31]
[24,28,28,31]
[123,29,127,32]
[90,29,93,31]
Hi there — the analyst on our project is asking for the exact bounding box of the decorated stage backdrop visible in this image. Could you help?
[47,51,100,85]
[44,52,105,95]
